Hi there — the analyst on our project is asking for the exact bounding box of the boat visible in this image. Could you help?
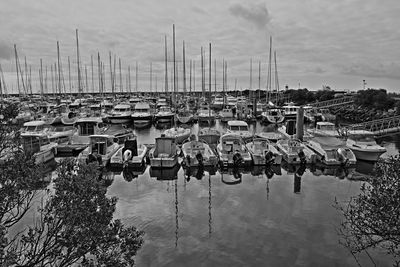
[131,102,153,128]
[306,136,357,166]
[276,138,317,164]
[47,125,75,144]
[282,102,300,120]
[77,134,121,167]
[20,120,48,134]
[21,132,57,165]
[176,110,194,124]
[245,137,282,165]
[315,108,336,122]
[261,108,285,124]
[211,95,224,110]
[107,103,132,124]
[198,127,221,145]
[345,130,386,161]
[56,117,107,155]
[219,107,235,122]
[163,126,191,144]
[216,133,252,168]
[109,137,148,169]
[307,121,340,137]
[148,134,180,168]
[149,163,180,180]
[181,135,218,167]
[226,120,253,142]
[278,120,314,141]
[197,106,216,125]
[154,106,174,123]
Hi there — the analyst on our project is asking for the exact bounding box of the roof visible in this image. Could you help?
[114,104,131,108]
[227,120,248,127]
[23,120,47,127]
[316,121,335,126]
[134,102,150,109]
[76,117,103,123]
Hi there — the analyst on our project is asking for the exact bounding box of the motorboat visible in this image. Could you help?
[47,125,75,144]
[197,106,216,125]
[198,128,221,145]
[148,135,180,168]
[131,102,153,128]
[245,137,282,165]
[307,121,340,137]
[276,138,317,164]
[109,137,148,169]
[176,110,194,124]
[211,95,224,110]
[77,134,121,167]
[163,126,191,144]
[346,130,386,161]
[282,102,300,120]
[216,133,252,168]
[154,106,174,123]
[226,120,253,142]
[219,107,235,122]
[21,132,57,165]
[181,135,218,167]
[278,121,314,141]
[306,136,357,166]
[107,103,132,124]
[20,120,48,134]
[261,108,285,124]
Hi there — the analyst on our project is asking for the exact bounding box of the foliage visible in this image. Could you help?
[355,89,395,111]
[4,159,144,266]
[335,156,400,266]
[285,89,316,105]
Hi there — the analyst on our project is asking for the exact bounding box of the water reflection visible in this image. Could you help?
[121,166,147,182]
[149,164,180,180]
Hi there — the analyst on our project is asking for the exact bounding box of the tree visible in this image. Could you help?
[4,159,144,266]
[335,156,400,266]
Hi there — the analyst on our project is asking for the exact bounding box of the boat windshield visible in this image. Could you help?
[78,122,96,136]
[351,135,376,143]
[230,126,248,131]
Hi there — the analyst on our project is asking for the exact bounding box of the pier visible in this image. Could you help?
[343,115,400,136]
[311,96,354,109]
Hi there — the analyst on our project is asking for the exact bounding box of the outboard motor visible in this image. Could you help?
[265,151,275,165]
[337,148,349,166]
[196,152,204,167]
[233,151,243,167]
[298,150,307,165]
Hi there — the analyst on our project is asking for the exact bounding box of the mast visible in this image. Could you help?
[135,61,138,93]
[150,62,152,93]
[274,50,280,104]
[193,61,195,93]
[91,55,94,93]
[214,59,216,93]
[14,45,20,96]
[250,58,252,102]
[68,56,71,95]
[113,55,116,94]
[209,43,212,120]
[57,41,62,97]
[201,46,204,99]
[45,66,48,96]
[97,53,102,96]
[76,29,81,98]
[189,60,192,94]
[258,61,261,102]
[119,58,123,93]
[51,64,54,98]
[164,35,168,94]
[173,24,176,105]
[128,65,131,94]
[266,36,272,103]
[85,66,88,94]
[183,40,186,95]
[109,51,113,94]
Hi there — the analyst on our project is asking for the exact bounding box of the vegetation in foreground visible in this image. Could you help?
[336,156,400,267]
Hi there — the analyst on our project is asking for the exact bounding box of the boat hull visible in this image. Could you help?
[108,116,132,124]
[350,148,385,162]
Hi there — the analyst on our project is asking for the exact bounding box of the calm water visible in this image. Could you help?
[103,121,396,267]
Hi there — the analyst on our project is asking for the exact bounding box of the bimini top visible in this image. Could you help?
[227,120,249,127]
[75,117,103,123]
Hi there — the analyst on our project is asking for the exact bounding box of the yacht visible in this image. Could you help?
[261,108,285,124]
[163,126,191,144]
[107,103,132,124]
[21,132,57,165]
[307,121,340,137]
[219,107,235,122]
[217,133,252,168]
[77,134,121,167]
[131,102,152,128]
[181,135,218,167]
[154,106,175,123]
[245,137,282,165]
[226,120,253,142]
[197,106,216,124]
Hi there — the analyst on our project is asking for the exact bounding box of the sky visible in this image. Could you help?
[0,0,400,94]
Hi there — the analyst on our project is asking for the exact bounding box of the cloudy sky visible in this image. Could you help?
[1,0,399,94]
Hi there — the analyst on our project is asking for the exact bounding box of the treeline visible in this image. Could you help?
[354,89,396,111]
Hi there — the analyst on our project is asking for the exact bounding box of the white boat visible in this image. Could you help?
[276,138,317,164]
[131,102,152,128]
[176,110,194,124]
[163,127,191,144]
[256,131,285,143]
[211,95,224,110]
[21,132,57,165]
[154,106,174,123]
[47,125,75,144]
[56,117,107,155]
[77,134,121,167]
[261,108,285,124]
[181,136,218,167]
[226,120,253,142]
[346,130,386,161]
[109,137,148,168]
[107,103,132,124]
[306,136,357,166]
[20,120,48,134]
[148,135,180,168]
[219,107,235,122]
[217,133,252,168]
[197,106,216,124]
[307,121,340,137]
[245,137,282,165]
[282,102,300,120]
